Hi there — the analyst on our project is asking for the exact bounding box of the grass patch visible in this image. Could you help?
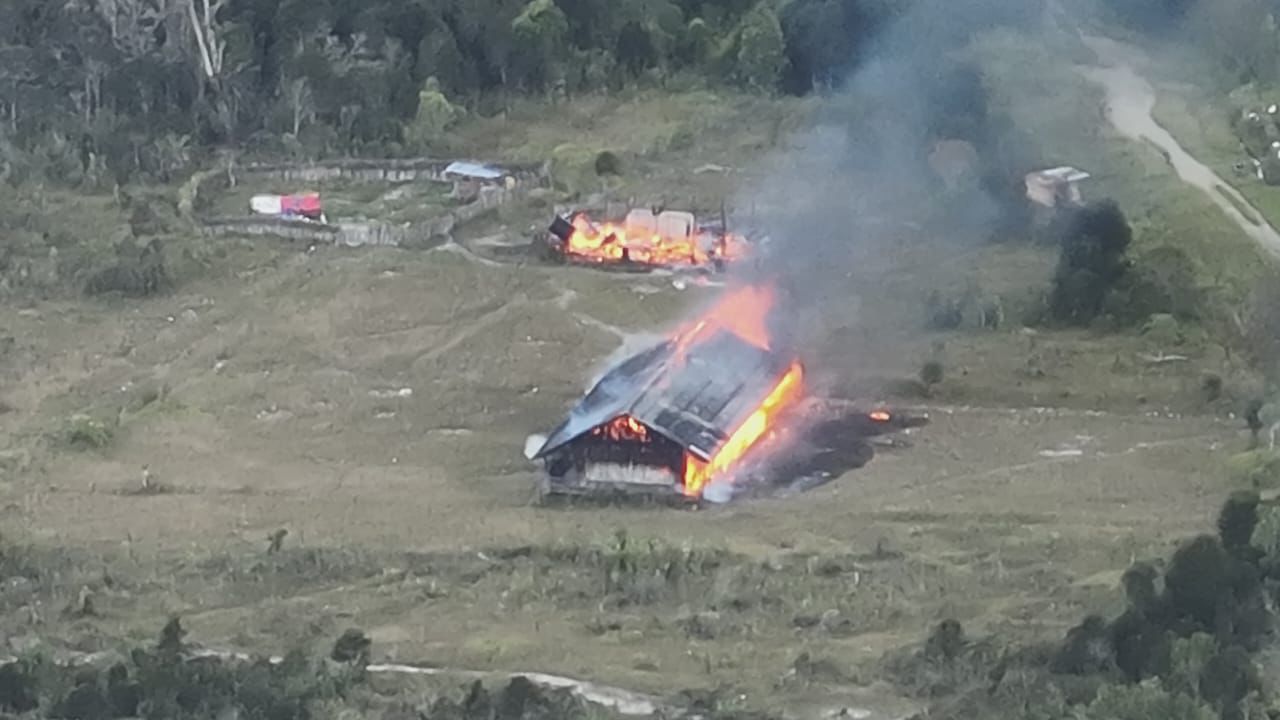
[59,414,114,451]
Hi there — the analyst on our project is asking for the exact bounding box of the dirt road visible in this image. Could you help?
[1078,34,1280,257]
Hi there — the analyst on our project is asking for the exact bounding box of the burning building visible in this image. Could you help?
[543,208,750,271]
[526,286,926,502]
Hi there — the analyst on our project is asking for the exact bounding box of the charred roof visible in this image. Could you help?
[534,329,793,461]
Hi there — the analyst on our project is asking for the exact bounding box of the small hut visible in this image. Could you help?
[1025,166,1090,209]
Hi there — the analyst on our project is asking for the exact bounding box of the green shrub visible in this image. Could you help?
[1226,450,1280,490]
[62,415,113,451]
[920,361,945,394]
[593,150,623,176]
[1218,490,1261,551]
[548,143,598,195]
[1081,680,1215,720]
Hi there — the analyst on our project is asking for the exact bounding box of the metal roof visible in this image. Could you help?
[534,329,792,461]
[443,161,505,180]
[1031,166,1091,183]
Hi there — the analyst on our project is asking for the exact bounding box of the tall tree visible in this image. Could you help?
[734,4,785,92]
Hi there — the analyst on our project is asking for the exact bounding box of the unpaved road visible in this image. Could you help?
[1078,34,1280,257]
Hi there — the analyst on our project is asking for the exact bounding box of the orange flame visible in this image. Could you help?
[870,410,891,422]
[593,415,650,442]
[562,213,748,268]
[682,361,805,497]
[672,285,777,356]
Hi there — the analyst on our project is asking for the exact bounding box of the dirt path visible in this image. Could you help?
[1076,34,1280,257]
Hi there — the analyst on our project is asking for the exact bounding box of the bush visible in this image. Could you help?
[1201,374,1223,403]
[83,239,169,298]
[1163,535,1232,629]
[62,415,113,451]
[1048,200,1133,326]
[548,143,599,196]
[1250,505,1280,559]
[1082,680,1215,720]
[920,361,945,394]
[404,80,462,153]
[925,290,964,330]
[1218,491,1261,552]
[594,151,623,176]
[1226,450,1280,490]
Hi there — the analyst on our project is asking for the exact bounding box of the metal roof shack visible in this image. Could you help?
[530,329,794,498]
[442,161,507,181]
[1025,166,1091,208]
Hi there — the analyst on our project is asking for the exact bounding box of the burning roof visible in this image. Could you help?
[528,283,930,503]
[531,285,806,499]
[534,328,794,464]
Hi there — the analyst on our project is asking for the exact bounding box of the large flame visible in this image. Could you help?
[682,362,805,497]
[672,284,805,497]
[672,284,775,352]
[563,212,748,268]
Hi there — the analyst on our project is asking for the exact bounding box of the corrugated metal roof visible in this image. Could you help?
[1033,166,1091,183]
[443,161,505,179]
[534,329,791,461]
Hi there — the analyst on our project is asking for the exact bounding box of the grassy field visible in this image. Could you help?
[1141,46,1280,236]
[0,27,1273,720]
[975,31,1271,316]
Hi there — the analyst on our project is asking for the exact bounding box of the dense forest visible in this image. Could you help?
[0,0,1060,186]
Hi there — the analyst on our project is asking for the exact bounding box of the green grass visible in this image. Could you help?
[974,30,1271,318]
[1142,47,1280,234]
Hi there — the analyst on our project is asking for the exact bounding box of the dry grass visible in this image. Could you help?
[0,40,1266,718]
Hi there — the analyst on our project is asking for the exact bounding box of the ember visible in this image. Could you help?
[545,210,749,270]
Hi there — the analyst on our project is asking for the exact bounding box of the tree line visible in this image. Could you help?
[0,0,914,185]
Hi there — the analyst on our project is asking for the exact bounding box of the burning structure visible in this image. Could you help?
[543,208,750,271]
[526,286,927,502]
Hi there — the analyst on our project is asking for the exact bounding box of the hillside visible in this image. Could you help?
[4,2,1280,720]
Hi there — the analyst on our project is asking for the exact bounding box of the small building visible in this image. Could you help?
[1025,166,1090,208]
[443,161,513,201]
[529,329,795,499]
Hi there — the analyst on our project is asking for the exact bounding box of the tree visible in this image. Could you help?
[919,360,944,395]
[1163,535,1231,630]
[1185,0,1278,84]
[615,21,658,76]
[283,76,315,137]
[404,78,461,152]
[511,0,570,90]
[1048,200,1133,325]
[734,4,785,92]
[1218,491,1261,553]
[415,26,473,97]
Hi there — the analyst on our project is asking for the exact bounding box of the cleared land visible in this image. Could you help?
[0,33,1274,720]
